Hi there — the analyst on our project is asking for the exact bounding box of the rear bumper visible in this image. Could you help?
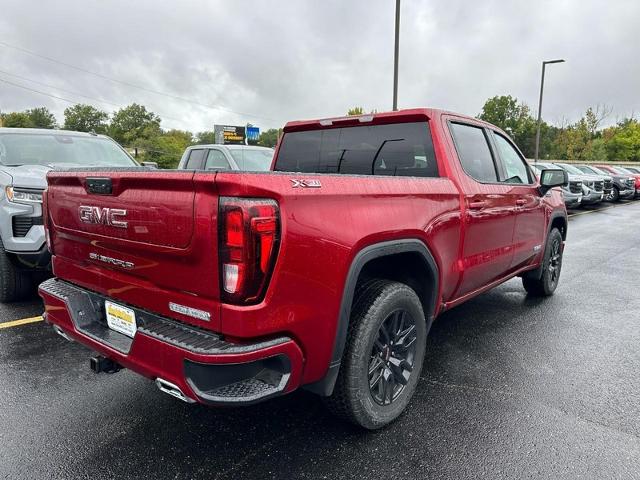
[38,278,304,406]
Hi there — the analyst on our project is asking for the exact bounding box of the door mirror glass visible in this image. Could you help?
[539,168,568,194]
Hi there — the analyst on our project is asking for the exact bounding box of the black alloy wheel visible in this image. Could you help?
[324,279,427,429]
[368,309,417,406]
[547,235,562,289]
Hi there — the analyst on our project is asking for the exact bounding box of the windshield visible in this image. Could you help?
[589,166,610,175]
[228,148,274,171]
[575,165,596,174]
[614,166,633,175]
[0,133,137,167]
[555,163,584,175]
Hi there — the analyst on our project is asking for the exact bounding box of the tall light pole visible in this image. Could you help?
[392,0,400,111]
[534,59,565,162]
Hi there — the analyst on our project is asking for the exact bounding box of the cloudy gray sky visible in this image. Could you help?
[0,0,638,133]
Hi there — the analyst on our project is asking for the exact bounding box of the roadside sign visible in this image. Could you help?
[247,126,260,145]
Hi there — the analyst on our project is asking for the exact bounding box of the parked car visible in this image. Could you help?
[574,164,635,201]
[554,162,613,200]
[593,164,639,199]
[39,109,568,429]
[0,128,141,302]
[178,144,274,171]
[622,165,640,175]
[530,163,582,208]
[547,162,608,205]
[533,161,603,205]
[612,166,640,197]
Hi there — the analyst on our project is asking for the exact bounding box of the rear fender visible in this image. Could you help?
[304,239,439,396]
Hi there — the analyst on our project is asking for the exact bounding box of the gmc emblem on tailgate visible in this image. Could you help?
[79,206,128,228]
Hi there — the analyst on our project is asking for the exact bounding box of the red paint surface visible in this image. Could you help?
[41,109,566,397]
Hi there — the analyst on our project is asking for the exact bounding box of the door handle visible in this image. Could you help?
[468,200,486,210]
[515,199,527,206]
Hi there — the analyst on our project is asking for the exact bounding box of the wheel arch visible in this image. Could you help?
[549,210,568,240]
[304,239,439,396]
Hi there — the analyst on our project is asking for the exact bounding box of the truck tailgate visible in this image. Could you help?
[45,169,222,330]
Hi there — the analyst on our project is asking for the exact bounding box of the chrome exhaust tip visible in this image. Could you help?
[155,378,196,404]
[52,324,74,342]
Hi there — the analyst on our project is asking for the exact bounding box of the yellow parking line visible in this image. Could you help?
[0,315,44,329]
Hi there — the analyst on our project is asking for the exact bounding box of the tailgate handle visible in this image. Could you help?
[86,177,113,195]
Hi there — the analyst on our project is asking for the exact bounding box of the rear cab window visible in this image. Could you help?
[274,122,438,177]
[449,122,498,183]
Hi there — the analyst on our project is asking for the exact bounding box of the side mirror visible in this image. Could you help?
[140,161,158,168]
[539,168,568,195]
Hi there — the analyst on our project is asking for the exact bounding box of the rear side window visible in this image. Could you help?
[449,123,498,183]
[275,122,438,177]
[184,149,206,169]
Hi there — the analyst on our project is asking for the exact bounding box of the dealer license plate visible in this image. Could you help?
[105,300,137,338]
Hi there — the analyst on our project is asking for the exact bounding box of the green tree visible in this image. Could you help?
[136,129,193,169]
[257,128,281,148]
[63,104,109,133]
[548,107,612,161]
[195,130,216,144]
[603,119,640,161]
[0,111,33,128]
[26,107,57,129]
[478,95,538,157]
[108,103,161,145]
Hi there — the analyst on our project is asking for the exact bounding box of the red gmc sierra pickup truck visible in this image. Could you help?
[39,109,568,429]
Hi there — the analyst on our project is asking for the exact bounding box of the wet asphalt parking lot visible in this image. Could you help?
[1,201,639,479]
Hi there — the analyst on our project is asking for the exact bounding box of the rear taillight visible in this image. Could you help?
[219,197,280,305]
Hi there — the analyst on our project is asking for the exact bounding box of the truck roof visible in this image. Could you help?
[283,108,487,132]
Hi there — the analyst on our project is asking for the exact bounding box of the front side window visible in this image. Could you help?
[275,122,438,177]
[492,133,532,184]
[449,123,498,183]
[185,149,205,169]
[204,149,231,170]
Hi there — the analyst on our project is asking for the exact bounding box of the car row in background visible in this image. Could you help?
[529,160,639,209]
[593,164,640,199]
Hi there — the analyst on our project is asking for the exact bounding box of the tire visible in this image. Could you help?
[522,228,564,297]
[324,279,427,430]
[0,238,30,302]
[610,186,620,202]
